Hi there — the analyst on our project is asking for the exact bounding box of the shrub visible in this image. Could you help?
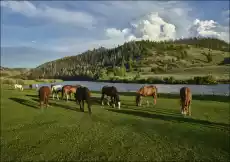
[17,79,25,85]
[163,76,176,84]
[146,77,164,84]
[192,75,217,84]
[1,78,16,85]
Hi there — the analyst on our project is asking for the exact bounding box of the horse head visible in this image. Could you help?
[115,93,121,109]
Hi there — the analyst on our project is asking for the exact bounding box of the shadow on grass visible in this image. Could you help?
[7,120,58,132]
[26,94,38,98]
[106,108,230,130]
[9,97,39,109]
[31,98,81,112]
[115,91,230,103]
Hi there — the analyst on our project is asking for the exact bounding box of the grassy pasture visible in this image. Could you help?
[1,85,230,161]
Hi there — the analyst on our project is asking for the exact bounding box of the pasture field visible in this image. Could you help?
[1,85,230,161]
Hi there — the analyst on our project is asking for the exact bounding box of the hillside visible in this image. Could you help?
[25,37,230,81]
[0,66,30,78]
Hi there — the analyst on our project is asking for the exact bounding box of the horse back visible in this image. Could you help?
[39,86,51,101]
[180,87,191,101]
[137,85,156,96]
[76,87,91,100]
[102,86,117,96]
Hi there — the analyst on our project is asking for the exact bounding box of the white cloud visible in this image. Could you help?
[188,19,229,42]
[1,1,229,60]
[0,1,96,28]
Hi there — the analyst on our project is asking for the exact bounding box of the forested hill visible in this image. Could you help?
[26,37,230,80]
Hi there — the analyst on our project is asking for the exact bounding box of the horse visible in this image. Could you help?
[180,87,192,116]
[136,85,158,106]
[75,86,92,114]
[35,84,39,90]
[14,84,24,91]
[101,86,121,109]
[29,84,32,89]
[51,84,63,100]
[61,85,80,101]
[38,86,51,109]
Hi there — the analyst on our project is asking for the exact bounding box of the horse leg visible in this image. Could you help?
[52,93,55,100]
[107,96,110,106]
[57,92,59,100]
[101,94,105,106]
[87,100,92,115]
[40,100,42,109]
[66,93,69,102]
[45,97,48,109]
[181,99,184,115]
[146,100,149,107]
[139,96,142,106]
[82,100,85,112]
[188,100,191,116]
[112,97,115,108]
[78,100,83,112]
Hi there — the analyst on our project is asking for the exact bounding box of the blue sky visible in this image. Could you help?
[1,1,229,68]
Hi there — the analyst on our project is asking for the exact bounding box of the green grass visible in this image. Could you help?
[1,86,230,161]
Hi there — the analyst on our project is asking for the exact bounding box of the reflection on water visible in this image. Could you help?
[31,81,229,96]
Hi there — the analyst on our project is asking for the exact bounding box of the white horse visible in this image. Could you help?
[14,84,24,91]
[51,85,63,100]
[35,84,38,89]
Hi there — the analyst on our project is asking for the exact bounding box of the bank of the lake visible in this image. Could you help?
[33,80,229,96]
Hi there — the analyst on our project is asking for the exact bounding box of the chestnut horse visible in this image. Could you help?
[38,86,51,109]
[180,87,192,116]
[61,85,80,101]
[101,86,121,109]
[136,85,158,106]
[75,86,92,114]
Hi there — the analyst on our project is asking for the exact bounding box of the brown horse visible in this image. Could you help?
[75,86,92,114]
[61,85,80,101]
[136,85,158,106]
[180,87,192,116]
[101,86,121,109]
[38,86,51,109]
[29,84,32,89]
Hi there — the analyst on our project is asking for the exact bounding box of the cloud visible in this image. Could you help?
[222,10,230,16]
[222,9,230,24]
[188,19,229,42]
[0,1,96,28]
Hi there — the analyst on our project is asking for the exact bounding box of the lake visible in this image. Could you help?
[32,81,230,96]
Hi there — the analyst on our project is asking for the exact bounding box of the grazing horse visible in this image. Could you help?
[180,87,192,116]
[61,85,80,101]
[75,86,92,114]
[35,84,39,90]
[101,86,121,109]
[51,84,63,100]
[14,84,24,91]
[136,85,158,106]
[38,86,51,109]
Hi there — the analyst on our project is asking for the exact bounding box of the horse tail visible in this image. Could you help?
[185,88,191,107]
[44,91,48,105]
[61,87,64,99]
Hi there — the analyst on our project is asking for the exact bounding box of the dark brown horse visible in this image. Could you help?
[29,84,33,89]
[38,86,51,109]
[180,87,192,116]
[61,85,80,101]
[136,85,158,106]
[75,86,92,114]
[101,86,121,109]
